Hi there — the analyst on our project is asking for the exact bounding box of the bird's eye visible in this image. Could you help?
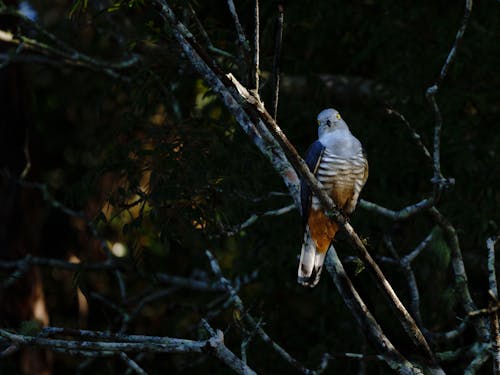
[335,113,341,120]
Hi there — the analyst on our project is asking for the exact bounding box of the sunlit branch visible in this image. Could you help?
[153,0,301,208]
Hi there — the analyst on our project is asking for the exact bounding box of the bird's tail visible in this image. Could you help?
[297,228,327,288]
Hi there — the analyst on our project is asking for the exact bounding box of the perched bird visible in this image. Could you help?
[298,108,368,287]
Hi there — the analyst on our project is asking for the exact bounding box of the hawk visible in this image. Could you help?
[298,108,368,287]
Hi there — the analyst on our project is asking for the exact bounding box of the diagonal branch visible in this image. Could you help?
[205,250,319,374]
[386,108,432,164]
[153,0,301,208]
[428,207,488,339]
[227,73,436,363]
[324,249,426,375]
[154,0,439,369]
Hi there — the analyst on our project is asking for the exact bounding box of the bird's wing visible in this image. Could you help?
[344,150,369,214]
[300,140,325,226]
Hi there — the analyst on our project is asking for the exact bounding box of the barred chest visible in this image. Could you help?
[311,149,366,209]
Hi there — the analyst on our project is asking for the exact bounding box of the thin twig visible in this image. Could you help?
[205,250,320,375]
[118,352,149,375]
[487,236,500,374]
[223,203,295,236]
[425,0,473,191]
[428,207,489,339]
[464,348,490,375]
[359,198,434,221]
[401,231,434,266]
[386,108,432,163]
[435,0,473,85]
[0,28,136,80]
[252,0,260,93]
[488,236,500,299]
[271,5,284,121]
[155,1,438,370]
[227,72,436,362]
[226,0,251,55]
[153,0,301,208]
[324,249,424,375]
[491,301,500,375]
[226,0,251,82]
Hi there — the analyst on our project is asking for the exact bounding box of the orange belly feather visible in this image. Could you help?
[308,184,354,253]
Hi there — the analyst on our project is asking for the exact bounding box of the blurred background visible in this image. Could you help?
[0,0,499,373]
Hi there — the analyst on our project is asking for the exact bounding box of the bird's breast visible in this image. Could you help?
[311,150,366,209]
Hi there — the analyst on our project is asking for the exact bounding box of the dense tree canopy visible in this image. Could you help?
[0,0,499,374]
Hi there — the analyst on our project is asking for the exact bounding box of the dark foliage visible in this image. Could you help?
[0,0,498,374]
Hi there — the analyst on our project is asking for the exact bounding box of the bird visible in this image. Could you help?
[298,108,368,287]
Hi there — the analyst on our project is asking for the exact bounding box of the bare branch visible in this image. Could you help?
[0,27,136,80]
[401,231,434,266]
[226,0,251,55]
[205,250,319,374]
[0,328,206,353]
[222,203,295,236]
[425,0,473,191]
[225,28,437,369]
[435,0,473,85]
[386,108,432,163]
[271,5,284,121]
[226,0,251,81]
[324,249,426,375]
[428,207,489,339]
[118,352,148,375]
[488,236,500,299]
[359,198,434,220]
[0,254,115,272]
[464,348,490,375]
[154,0,301,208]
[252,0,260,93]
[1,327,257,375]
[491,305,500,375]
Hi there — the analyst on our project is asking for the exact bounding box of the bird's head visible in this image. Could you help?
[317,108,348,138]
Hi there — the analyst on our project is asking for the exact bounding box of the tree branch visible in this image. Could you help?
[324,249,426,375]
[252,0,260,93]
[428,207,488,339]
[205,250,319,374]
[0,327,256,375]
[153,0,301,208]
[270,5,284,121]
[359,198,434,221]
